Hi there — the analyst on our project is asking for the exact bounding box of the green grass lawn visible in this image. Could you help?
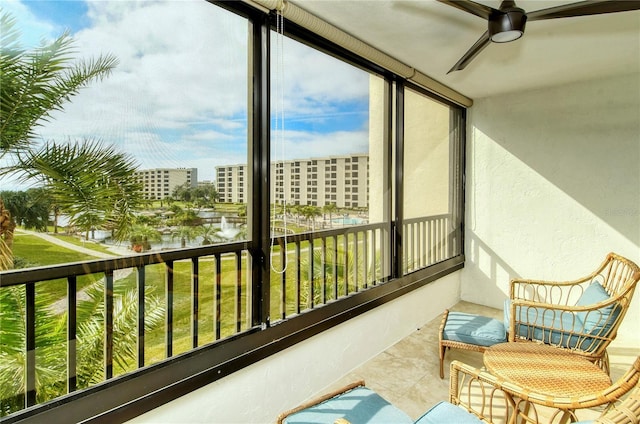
[5,231,360,382]
[11,235,101,301]
[12,234,97,266]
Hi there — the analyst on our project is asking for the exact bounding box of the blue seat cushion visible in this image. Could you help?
[442,312,507,347]
[414,401,483,424]
[505,299,606,352]
[282,386,413,424]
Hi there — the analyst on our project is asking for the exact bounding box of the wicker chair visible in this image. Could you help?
[277,357,639,424]
[506,252,640,372]
[594,383,640,424]
[450,356,640,424]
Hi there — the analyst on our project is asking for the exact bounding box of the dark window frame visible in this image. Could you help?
[0,2,465,422]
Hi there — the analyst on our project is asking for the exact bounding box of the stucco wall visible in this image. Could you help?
[461,73,640,347]
[128,273,460,423]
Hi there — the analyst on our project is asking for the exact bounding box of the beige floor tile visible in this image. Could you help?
[298,301,636,422]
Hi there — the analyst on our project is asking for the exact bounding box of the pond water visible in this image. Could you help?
[84,215,243,250]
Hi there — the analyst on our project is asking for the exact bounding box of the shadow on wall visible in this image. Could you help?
[470,74,640,247]
[463,231,520,307]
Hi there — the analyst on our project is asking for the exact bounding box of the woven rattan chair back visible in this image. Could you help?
[508,252,640,369]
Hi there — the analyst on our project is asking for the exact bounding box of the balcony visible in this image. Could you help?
[2,223,637,423]
[0,215,463,423]
[297,301,637,423]
[1,0,638,422]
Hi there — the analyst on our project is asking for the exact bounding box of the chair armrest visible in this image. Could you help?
[449,361,515,423]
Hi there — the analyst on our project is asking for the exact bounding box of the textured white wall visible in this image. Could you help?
[128,273,460,423]
[462,73,640,347]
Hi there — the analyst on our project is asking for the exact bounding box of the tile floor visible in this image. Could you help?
[320,301,636,422]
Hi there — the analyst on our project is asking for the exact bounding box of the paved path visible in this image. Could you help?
[14,230,135,313]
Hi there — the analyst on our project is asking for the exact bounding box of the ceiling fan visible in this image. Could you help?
[438,0,640,73]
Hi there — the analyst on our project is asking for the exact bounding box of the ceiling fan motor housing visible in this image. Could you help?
[489,1,527,42]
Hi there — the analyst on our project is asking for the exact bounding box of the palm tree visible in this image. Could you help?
[0,12,118,156]
[129,224,162,252]
[301,205,322,231]
[171,226,197,248]
[0,190,49,232]
[16,140,143,242]
[323,203,337,228]
[0,200,14,270]
[73,280,164,387]
[0,10,144,268]
[0,279,164,415]
[198,224,217,245]
[0,285,65,414]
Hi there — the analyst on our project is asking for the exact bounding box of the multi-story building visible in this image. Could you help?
[216,154,368,208]
[215,164,247,204]
[135,167,197,200]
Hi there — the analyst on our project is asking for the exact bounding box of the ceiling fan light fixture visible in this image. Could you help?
[491,29,523,43]
[489,8,527,43]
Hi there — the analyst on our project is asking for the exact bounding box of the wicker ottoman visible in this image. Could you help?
[438,309,507,379]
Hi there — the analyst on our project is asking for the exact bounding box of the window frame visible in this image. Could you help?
[0,2,465,422]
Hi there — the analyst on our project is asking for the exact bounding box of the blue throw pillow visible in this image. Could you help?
[576,282,619,335]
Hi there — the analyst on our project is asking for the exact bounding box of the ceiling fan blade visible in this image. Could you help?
[448,30,491,73]
[528,0,640,21]
[436,0,496,20]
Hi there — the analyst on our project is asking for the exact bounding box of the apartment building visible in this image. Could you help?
[135,167,197,200]
[216,154,368,208]
[216,164,247,204]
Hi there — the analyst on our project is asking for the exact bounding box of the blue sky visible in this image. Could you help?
[23,0,90,33]
[1,0,370,187]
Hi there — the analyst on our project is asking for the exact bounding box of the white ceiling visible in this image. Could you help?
[290,0,640,99]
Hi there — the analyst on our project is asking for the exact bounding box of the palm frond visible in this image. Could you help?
[15,139,143,238]
[0,11,118,155]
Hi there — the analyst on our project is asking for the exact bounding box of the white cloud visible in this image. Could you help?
[11,0,370,189]
[275,129,369,160]
[1,0,59,47]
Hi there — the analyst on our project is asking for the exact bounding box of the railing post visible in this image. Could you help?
[309,239,315,309]
[215,253,221,340]
[235,251,242,333]
[137,266,146,367]
[165,261,174,358]
[105,270,114,380]
[191,258,199,349]
[26,283,36,407]
[280,238,286,319]
[68,276,77,393]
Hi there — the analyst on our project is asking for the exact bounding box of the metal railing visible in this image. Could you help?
[270,222,390,321]
[0,214,455,416]
[403,214,456,274]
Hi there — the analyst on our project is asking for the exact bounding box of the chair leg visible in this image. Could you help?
[439,344,447,379]
[438,310,450,379]
[597,350,611,375]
